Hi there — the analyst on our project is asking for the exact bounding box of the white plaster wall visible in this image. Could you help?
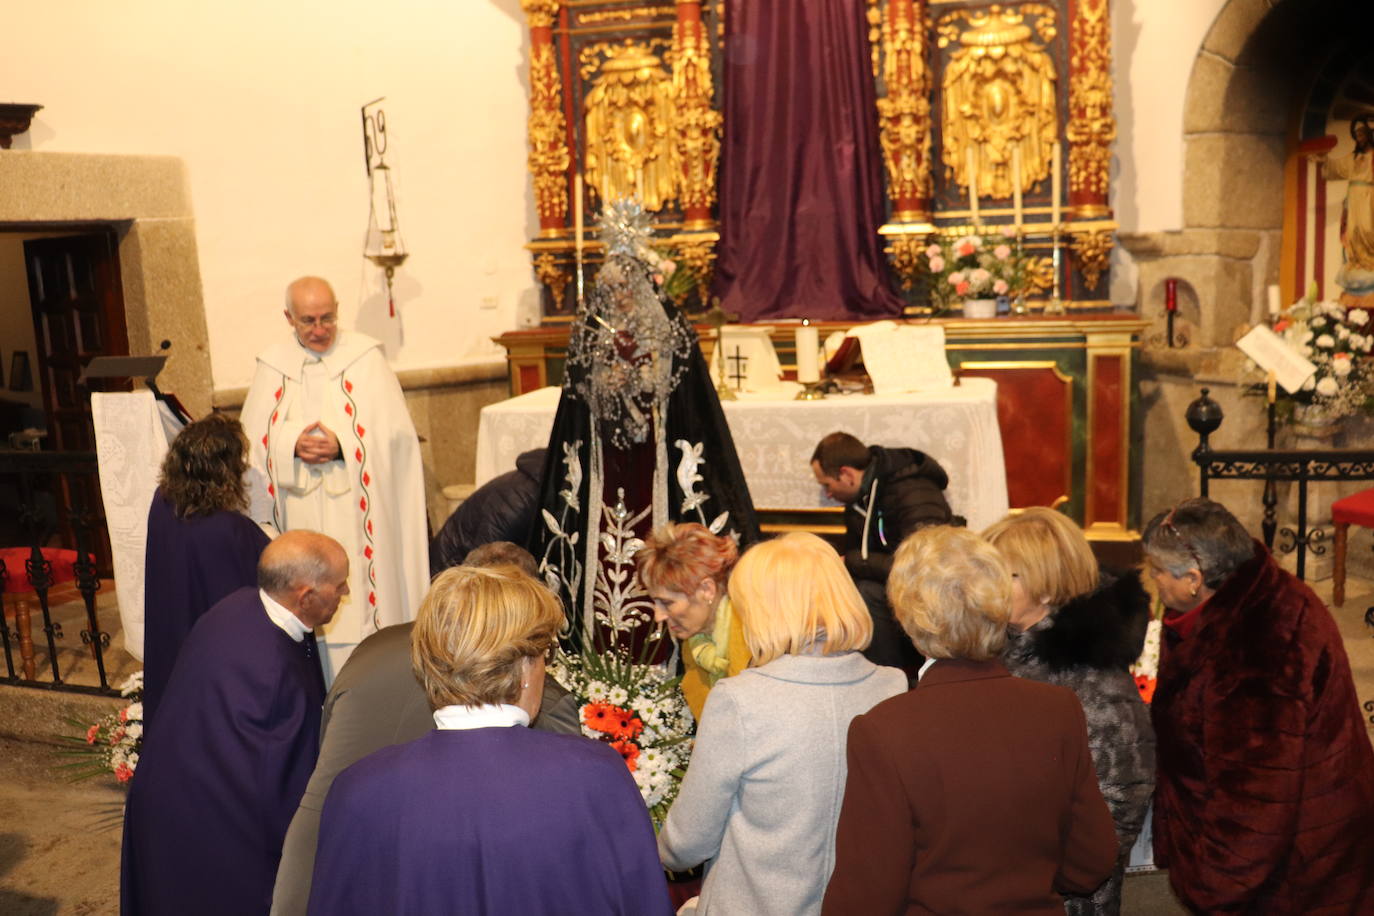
[5,0,1237,373]
[5,0,537,389]
[1112,0,1228,235]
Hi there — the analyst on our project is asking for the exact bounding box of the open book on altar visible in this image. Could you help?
[833,321,955,395]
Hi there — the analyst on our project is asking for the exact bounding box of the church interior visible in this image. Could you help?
[3,0,1374,912]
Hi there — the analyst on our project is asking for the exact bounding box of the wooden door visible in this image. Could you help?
[23,230,127,569]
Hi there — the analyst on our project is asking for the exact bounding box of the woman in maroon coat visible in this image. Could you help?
[1144,498,1374,914]
[823,526,1117,915]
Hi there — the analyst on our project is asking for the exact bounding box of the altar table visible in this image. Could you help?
[475,377,1009,532]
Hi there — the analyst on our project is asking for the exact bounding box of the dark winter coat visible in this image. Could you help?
[842,446,952,582]
[428,448,545,576]
[1004,571,1156,916]
[1152,542,1374,914]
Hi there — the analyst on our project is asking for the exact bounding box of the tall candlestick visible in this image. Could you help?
[1050,141,1061,228]
[1011,146,1023,233]
[796,320,820,384]
[966,146,980,226]
[574,173,585,308]
[574,174,584,256]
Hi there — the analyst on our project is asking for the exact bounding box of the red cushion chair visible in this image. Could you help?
[1331,489,1374,607]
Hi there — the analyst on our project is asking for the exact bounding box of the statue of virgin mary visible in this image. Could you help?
[529,199,759,659]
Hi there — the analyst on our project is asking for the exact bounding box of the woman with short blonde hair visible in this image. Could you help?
[886,525,1011,661]
[657,532,905,916]
[983,507,1098,615]
[983,508,1154,916]
[410,564,562,711]
[311,564,674,915]
[728,531,872,665]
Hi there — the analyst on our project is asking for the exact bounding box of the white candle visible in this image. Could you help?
[1267,284,1281,317]
[574,174,584,259]
[796,322,820,383]
[1050,142,1061,228]
[1011,146,1023,233]
[966,147,980,226]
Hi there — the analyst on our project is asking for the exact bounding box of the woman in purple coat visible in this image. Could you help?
[142,414,270,724]
[308,565,674,916]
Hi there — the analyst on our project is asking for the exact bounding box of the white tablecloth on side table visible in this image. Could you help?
[475,377,1009,531]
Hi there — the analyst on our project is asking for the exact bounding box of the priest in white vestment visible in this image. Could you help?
[240,276,428,683]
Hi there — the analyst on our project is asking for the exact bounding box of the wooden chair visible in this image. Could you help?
[1332,489,1374,607]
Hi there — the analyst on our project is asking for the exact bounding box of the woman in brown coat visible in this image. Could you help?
[823,526,1118,915]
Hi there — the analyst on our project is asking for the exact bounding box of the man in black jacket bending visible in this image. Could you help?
[810,432,953,671]
[429,448,545,577]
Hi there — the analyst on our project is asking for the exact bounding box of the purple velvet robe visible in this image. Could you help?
[121,587,325,916]
[307,728,674,916]
[142,489,270,725]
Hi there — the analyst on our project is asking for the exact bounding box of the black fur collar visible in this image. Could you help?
[1029,571,1152,672]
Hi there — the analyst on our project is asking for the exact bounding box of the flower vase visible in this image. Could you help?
[962,298,997,319]
[1289,404,1344,442]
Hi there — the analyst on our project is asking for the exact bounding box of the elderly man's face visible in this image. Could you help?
[285,280,339,353]
[298,554,350,629]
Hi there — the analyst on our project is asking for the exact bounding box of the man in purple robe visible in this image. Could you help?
[120,530,348,916]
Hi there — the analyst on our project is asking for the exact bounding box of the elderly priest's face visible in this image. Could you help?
[285,278,339,353]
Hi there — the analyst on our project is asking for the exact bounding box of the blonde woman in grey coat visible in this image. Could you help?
[985,508,1156,916]
[657,532,906,916]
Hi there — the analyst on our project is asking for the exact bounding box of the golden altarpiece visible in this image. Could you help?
[499,0,1147,542]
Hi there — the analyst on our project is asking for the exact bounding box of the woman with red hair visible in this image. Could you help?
[636,522,745,720]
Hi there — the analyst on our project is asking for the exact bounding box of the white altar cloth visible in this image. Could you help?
[475,377,1009,531]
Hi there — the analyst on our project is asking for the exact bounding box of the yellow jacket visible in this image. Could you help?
[679,608,750,721]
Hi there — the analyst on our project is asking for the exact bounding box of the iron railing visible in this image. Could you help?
[1187,388,1374,580]
[0,449,118,696]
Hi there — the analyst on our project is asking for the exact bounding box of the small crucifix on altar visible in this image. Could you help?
[703,296,740,401]
[726,347,749,391]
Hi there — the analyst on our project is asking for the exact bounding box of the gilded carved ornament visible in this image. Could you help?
[534,252,571,309]
[670,238,718,304]
[520,0,560,30]
[527,42,571,226]
[1070,229,1112,292]
[884,235,927,292]
[1066,0,1115,203]
[672,19,723,214]
[876,0,934,211]
[579,6,676,27]
[938,5,1058,201]
[583,45,680,211]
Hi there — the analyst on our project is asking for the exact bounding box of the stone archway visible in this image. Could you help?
[1128,0,1374,536]
[0,151,212,416]
[1124,0,1374,349]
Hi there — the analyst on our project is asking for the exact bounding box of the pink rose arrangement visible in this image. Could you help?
[923,225,1035,313]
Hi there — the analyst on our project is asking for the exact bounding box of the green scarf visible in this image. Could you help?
[687,595,734,684]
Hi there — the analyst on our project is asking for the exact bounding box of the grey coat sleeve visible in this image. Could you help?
[656,684,747,871]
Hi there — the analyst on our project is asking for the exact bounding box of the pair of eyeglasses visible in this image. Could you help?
[292,314,338,329]
[1160,504,1203,572]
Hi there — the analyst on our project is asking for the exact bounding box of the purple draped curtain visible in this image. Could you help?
[713,0,904,322]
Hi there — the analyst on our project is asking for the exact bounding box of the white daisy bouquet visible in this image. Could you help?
[58,670,144,783]
[549,648,694,829]
[1266,294,1374,423]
